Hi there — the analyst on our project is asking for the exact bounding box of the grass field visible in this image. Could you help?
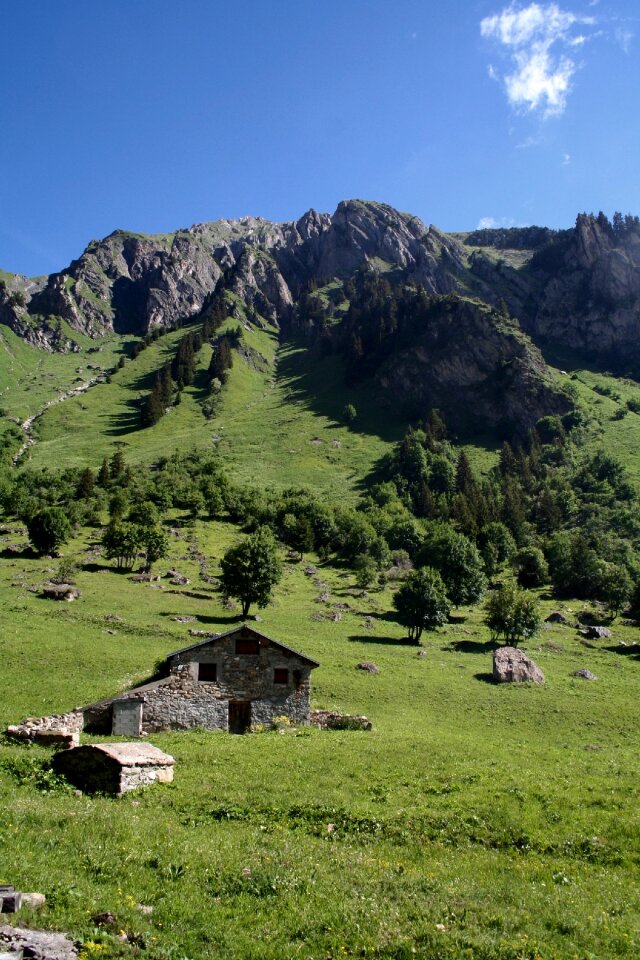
[1,514,639,960]
[3,323,640,958]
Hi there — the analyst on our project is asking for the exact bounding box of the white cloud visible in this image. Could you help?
[481,3,596,117]
[615,28,633,53]
[562,152,571,164]
[477,216,518,229]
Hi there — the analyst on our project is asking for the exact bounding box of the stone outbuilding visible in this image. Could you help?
[53,743,175,796]
[83,624,320,735]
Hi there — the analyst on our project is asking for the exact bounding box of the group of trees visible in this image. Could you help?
[136,285,242,428]
[4,391,640,634]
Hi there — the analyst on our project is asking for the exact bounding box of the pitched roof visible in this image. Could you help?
[166,623,320,668]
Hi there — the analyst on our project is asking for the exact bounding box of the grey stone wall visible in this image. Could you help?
[118,630,314,732]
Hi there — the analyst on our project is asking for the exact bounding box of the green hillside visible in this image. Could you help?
[2,513,640,960]
[2,256,640,959]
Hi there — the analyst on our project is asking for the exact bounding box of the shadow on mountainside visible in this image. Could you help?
[274,336,404,446]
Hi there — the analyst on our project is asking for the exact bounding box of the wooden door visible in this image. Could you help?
[228,701,251,734]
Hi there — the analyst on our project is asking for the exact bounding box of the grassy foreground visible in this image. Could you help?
[1,516,639,960]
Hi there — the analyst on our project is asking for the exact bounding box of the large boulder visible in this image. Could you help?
[493,646,545,684]
[583,626,612,640]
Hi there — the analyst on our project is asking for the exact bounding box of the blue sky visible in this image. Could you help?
[1,0,638,276]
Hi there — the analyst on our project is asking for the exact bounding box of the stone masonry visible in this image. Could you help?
[53,743,175,795]
[84,625,320,735]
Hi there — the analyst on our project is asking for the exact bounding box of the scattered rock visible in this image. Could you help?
[165,569,190,585]
[304,565,317,575]
[493,647,545,684]
[583,626,612,639]
[188,629,219,639]
[41,582,80,601]
[546,611,569,624]
[357,661,380,674]
[573,669,598,681]
[315,592,331,603]
[311,710,372,731]
[0,925,78,959]
[22,892,47,911]
[136,903,153,915]
[417,650,427,658]
[173,615,197,623]
[92,912,117,926]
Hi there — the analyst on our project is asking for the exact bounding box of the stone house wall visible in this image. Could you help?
[114,629,313,733]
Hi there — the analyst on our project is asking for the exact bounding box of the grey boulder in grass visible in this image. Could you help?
[493,646,545,684]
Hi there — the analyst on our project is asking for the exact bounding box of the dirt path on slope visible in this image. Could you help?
[12,376,104,465]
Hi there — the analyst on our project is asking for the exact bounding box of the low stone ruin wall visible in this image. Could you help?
[310,710,372,731]
[6,711,83,748]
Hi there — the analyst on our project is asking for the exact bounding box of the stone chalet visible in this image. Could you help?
[83,625,320,736]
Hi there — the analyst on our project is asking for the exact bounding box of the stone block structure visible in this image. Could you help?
[83,625,319,735]
[6,711,83,748]
[53,743,175,795]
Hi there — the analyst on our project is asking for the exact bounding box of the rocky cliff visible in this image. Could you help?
[3,205,639,369]
[4,201,639,439]
[529,214,640,367]
[466,213,640,371]
[0,200,474,347]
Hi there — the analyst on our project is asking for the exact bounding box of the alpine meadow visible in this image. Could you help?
[1,197,640,960]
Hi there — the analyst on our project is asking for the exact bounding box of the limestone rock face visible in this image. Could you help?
[0,200,471,343]
[493,646,545,684]
[4,205,640,379]
[528,215,640,368]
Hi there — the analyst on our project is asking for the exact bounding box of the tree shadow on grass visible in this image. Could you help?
[348,634,419,647]
[452,639,500,654]
[0,545,37,559]
[604,642,640,660]
[448,612,468,624]
[185,612,245,627]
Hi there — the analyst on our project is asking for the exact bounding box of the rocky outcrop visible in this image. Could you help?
[493,646,545,683]
[526,215,640,368]
[1,200,473,343]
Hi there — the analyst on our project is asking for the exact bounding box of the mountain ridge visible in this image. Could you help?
[1,199,639,441]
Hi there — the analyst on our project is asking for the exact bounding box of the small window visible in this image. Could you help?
[274,668,288,685]
[198,662,217,682]
[236,637,260,655]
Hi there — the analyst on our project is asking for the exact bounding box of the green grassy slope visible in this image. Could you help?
[1,518,639,959]
[0,325,123,424]
[23,323,408,499]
